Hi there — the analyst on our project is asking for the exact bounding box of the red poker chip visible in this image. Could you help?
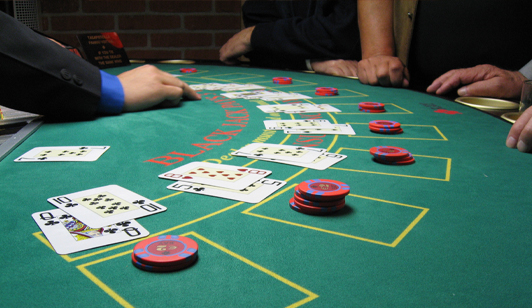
[296,179,350,201]
[374,154,415,165]
[369,120,401,129]
[359,107,386,113]
[133,235,198,267]
[358,102,385,110]
[370,146,411,161]
[289,198,345,215]
[369,126,404,134]
[293,193,345,208]
[273,77,292,84]
[315,87,338,96]
[131,253,198,273]
[180,68,197,73]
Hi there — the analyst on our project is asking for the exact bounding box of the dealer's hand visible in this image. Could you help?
[219,26,255,65]
[427,64,526,99]
[507,106,532,153]
[118,65,201,112]
[358,55,409,87]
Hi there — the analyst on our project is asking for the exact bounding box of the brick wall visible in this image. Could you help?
[39,0,242,61]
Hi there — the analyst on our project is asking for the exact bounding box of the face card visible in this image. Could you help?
[14,146,110,162]
[47,185,166,228]
[231,143,326,163]
[32,208,149,255]
[284,124,356,135]
[158,162,272,190]
[263,119,334,130]
[255,152,347,170]
[167,178,286,203]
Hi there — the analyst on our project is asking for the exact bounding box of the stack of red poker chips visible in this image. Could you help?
[369,120,403,134]
[369,146,415,165]
[290,179,350,215]
[358,102,386,113]
[132,235,198,272]
[315,87,338,96]
[180,68,197,73]
[273,77,292,84]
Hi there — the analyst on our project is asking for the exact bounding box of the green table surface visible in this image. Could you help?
[1,63,531,307]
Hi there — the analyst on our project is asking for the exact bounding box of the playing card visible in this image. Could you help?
[191,83,265,92]
[14,146,110,162]
[32,208,149,255]
[158,162,272,190]
[222,90,311,101]
[254,152,347,170]
[257,103,315,113]
[231,143,326,163]
[167,178,286,203]
[47,185,166,228]
[263,119,334,130]
[284,124,356,135]
[284,104,342,113]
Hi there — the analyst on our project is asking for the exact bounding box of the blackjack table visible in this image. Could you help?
[1,63,531,307]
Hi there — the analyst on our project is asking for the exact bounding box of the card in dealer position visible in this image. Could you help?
[158,162,272,190]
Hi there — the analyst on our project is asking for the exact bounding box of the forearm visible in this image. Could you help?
[358,0,395,59]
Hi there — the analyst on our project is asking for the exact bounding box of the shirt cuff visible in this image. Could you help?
[519,60,532,80]
[98,71,125,114]
[305,59,314,71]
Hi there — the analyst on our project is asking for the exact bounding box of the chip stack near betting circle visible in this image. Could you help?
[315,87,338,96]
[369,146,415,165]
[358,102,386,113]
[369,120,403,134]
[132,235,198,272]
[180,68,197,73]
[290,179,350,215]
[273,77,292,84]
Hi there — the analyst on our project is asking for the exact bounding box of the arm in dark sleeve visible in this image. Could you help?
[0,11,101,120]
[243,0,360,70]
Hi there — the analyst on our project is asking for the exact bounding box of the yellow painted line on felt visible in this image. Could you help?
[390,207,429,247]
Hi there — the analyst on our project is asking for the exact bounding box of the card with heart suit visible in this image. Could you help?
[253,152,348,170]
[231,143,326,163]
[158,162,272,190]
[284,124,356,135]
[14,146,110,162]
[263,119,334,130]
[47,185,166,228]
[32,208,149,255]
[167,178,286,203]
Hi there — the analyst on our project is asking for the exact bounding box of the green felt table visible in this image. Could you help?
[1,63,531,307]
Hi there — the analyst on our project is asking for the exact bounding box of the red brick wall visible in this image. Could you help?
[40,0,242,61]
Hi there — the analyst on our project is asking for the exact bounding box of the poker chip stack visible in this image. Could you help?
[369,120,403,134]
[315,87,338,96]
[273,77,293,84]
[131,235,198,273]
[180,68,197,73]
[290,179,350,215]
[369,146,415,165]
[359,102,386,113]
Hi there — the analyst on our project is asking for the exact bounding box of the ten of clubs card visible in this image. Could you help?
[47,185,166,228]
[158,162,272,190]
[15,146,110,162]
[32,208,149,255]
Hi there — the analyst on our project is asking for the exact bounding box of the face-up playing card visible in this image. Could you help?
[231,143,326,163]
[254,152,347,170]
[32,208,149,255]
[47,185,166,228]
[190,83,265,92]
[263,119,334,130]
[257,103,341,114]
[284,124,356,135]
[158,162,272,190]
[14,146,110,162]
[222,90,312,101]
[167,178,286,203]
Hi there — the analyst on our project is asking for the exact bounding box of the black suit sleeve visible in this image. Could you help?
[243,0,360,70]
[0,11,101,119]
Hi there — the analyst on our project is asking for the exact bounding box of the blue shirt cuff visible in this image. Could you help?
[98,71,125,114]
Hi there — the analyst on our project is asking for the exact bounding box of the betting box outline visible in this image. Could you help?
[332,147,452,182]
[242,183,429,247]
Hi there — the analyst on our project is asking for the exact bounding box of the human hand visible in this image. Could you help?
[219,26,255,65]
[506,106,532,153]
[427,64,526,99]
[117,65,201,112]
[310,59,358,77]
[357,55,409,87]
